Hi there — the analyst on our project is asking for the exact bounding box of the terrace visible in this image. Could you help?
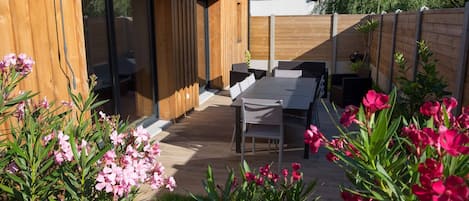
[0,1,468,200]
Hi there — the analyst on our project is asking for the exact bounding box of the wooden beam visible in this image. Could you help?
[455,2,469,113]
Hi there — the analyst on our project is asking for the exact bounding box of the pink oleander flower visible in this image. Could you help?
[61,100,74,108]
[442,97,458,114]
[432,176,469,201]
[16,53,34,75]
[5,162,19,173]
[420,101,440,117]
[292,171,302,181]
[103,150,117,164]
[133,125,150,145]
[340,105,359,127]
[165,176,176,191]
[3,53,17,67]
[326,152,338,162]
[43,132,55,145]
[457,107,469,129]
[54,131,74,164]
[362,90,390,113]
[255,176,264,186]
[341,190,373,201]
[402,125,439,156]
[259,164,270,176]
[268,172,279,183]
[40,97,49,109]
[14,101,25,120]
[144,142,161,157]
[291,162,301,171]
[245,172,256,182]
[110,130,125,146]
[438,126,469,157]
[281,168,288,178]
[304,125,325,153]
[418,158,444,180]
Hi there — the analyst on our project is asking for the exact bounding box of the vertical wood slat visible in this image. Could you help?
[375,14,384,85]
[388,12,399,92]
[455,2,469,113]
[412,10,424,80]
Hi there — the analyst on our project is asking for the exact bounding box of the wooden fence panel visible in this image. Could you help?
[393,13,417,81]
[274,15,332,60]
[337,15,366,61]
[250,16,269,59]
[421,9,464,95]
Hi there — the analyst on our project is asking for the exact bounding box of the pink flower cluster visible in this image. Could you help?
[403,97,469,157]
[244,163,302,186]
[14,96,50,121]
[95,126,175,199]
[412,159,469,201]
[51,131,89,165]
[0,53,34,76]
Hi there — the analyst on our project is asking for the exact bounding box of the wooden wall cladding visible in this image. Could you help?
[208,0,248,89]
[155,0,198,120]
[0,0,88,105]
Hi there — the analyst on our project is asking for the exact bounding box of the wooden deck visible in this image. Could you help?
[136,91,348,201]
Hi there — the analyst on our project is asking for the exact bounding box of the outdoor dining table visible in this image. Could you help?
[230,76,317,159]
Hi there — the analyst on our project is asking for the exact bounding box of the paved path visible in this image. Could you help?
[136,92,348,201]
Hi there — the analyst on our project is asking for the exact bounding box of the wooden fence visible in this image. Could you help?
[249,14,367,73]
[250,5,469,108]
[369,5,469,108]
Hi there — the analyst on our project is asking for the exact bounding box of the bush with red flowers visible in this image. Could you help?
[305,89,469,201]
[193,161,319,201]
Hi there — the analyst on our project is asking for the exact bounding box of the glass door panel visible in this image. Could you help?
[113,0,154,122]
[83,2,115,115]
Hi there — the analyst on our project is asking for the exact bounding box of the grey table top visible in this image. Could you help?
[231,77,317,110]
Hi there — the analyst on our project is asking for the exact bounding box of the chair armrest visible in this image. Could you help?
[230,71,251,87]
[331,73,358,86]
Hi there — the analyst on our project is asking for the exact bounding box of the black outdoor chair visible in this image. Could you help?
[329,69,372,108]
[277,61,328,98]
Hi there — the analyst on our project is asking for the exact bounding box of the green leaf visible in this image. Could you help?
[0,183,13,194]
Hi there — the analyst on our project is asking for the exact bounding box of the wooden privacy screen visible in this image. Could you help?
[155,0,198,120]
[369,8,469,106]
[249,15,366,62]
[0,0,88,101]
[208,0,248,89]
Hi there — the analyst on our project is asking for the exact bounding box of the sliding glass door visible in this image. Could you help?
[82,0,158,123]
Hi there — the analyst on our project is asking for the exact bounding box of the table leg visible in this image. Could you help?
[235,107,241,153]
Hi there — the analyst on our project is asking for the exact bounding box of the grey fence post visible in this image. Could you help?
[331,13,338,74]
[388,12,399,92]
[412,10,424,81]
[375,14,383,87]
[455,3,469,113]
[268,15,275,76]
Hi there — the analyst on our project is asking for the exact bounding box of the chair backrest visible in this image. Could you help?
[229,82,242,100]
[278,61,327,78]
[239,77,251,91]
[246,73,256,85]
[316,75,326,98]
[241,98,283,126]
[274,69,302,78]
[232,63,249,73]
